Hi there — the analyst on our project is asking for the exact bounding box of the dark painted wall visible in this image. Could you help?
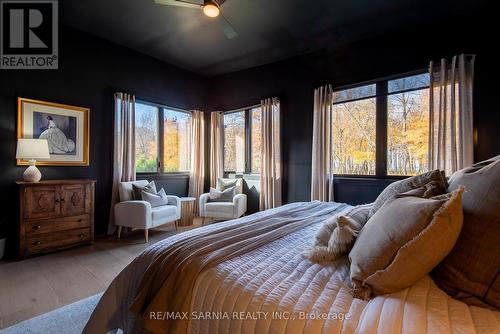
[207,13,498,206]
[0,26,206,247]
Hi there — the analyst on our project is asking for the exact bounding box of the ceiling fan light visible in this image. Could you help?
[203,3,220,17]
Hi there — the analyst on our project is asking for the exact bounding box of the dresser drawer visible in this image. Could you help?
[26,214,90,236]
[27,228,91,254]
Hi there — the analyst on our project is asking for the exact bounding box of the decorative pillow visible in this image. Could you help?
[132,181,157,200]
[396,180,446,198]
[369,169,447,217]
[432,155,500,309]
[217,178,243,194]
[304,204,371,262]
[141,188,169,208]
[349,187,464,298]
[208,186,236,202]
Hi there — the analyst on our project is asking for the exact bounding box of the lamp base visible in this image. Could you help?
[23,160,42,182]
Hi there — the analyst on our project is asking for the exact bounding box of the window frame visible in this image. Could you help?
[331,69,430,178]
[222,104,261,175]
[135,99,192,176]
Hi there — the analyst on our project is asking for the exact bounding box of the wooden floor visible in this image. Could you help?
[0,219,203,330]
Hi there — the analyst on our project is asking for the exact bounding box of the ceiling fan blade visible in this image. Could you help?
[217,13,238,39]
[154,0,202,9]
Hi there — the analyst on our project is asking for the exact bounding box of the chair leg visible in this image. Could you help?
[144,229,149,243]
[174,220,178,231]
[117,226,122,239]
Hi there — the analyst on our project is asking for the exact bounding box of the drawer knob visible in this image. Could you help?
[32,241,41,245]
[33,225,41,230]
[55,199,59,203]
[78,234,86,238]
[78,219,83,222]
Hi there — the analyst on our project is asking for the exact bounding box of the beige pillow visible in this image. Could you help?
[369,169,447,217]
[432,155,500,309]
[132,181,157,200]
[217,178,243,194]
[141,188,169,208]
[349,188,464,297]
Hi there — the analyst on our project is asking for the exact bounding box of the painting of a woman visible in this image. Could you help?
[18,98,89,166]
[38,115,76,154]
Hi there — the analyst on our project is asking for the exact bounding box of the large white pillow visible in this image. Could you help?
[142,188,169,208]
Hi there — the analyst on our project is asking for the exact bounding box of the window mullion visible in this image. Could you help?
[376,81,388,177]
[158,107,165,174]
[245,109,251,174]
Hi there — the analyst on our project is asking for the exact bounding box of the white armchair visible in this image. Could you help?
[199,178,247,224]
[114,180,181,242]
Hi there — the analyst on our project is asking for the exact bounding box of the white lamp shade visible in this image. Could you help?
[16,139,50,160]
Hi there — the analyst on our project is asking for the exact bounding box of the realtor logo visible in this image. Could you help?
[1,0,58,69]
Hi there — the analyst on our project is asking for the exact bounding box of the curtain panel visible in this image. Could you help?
[310,85,334,202]
[210,111,224,188]
[429,54,475,176]
[188,110,205,214]
[108,92,136,234]
[259,97,282,210]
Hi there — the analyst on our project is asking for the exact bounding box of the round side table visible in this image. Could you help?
[178,197,196,227]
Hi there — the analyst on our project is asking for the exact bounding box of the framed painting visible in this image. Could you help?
[17,97,90,166]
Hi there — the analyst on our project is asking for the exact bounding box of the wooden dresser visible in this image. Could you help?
[17,179,96,259]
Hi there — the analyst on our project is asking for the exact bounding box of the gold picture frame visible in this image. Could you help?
[17,97,90,166]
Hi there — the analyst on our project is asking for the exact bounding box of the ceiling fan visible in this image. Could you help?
[154,0,238,39]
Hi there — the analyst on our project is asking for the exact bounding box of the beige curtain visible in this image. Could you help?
[188,110,205,214]
[108,93,136,234]
[429,54,475,176]
[260,97,282,210]
[310,85,334,202]
[210,111,224,187]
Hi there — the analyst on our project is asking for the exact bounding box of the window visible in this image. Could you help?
[134,100,192,174]
[223,106,262,174]
[163,109,191,172]
[250,107,262,173]
[332,84,377,175]
[387,74,430,175]
[332,72,430,177]
[135,102,159,173]
[223,111,245,173]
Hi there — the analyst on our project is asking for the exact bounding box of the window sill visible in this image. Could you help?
[136,172,190,179]
[333,175,408,181]
[225,172,260,180]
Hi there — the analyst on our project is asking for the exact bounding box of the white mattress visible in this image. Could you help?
[84,202,500,334]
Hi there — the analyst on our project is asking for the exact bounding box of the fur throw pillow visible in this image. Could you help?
[304,204,371,262]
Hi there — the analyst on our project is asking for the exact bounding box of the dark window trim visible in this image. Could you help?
[222,104,261,175]
[135,99,192,175]
[331,69,429,178]
[332,69,428,93]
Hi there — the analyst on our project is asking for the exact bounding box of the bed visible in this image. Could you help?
[84,201,500,334]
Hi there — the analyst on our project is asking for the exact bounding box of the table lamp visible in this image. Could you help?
[16,139,50,182]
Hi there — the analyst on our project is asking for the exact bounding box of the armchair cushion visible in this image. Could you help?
[151,205,178,222]
[205,202,235,217]
[201,193,247,219]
